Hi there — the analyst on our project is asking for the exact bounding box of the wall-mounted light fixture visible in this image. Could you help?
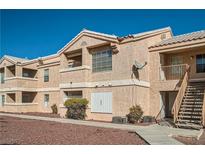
[190,56,194,60]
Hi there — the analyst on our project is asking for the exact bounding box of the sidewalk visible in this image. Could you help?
[0,112,202,145]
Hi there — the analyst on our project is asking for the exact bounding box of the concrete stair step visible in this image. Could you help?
[182,101,203,105]
[176,123,203,129]
[188,84,205,86]
[177,119,201,124]
[178,115,201,119]
[181,104,203,108]
[184,94,204,98]
[185,91,204,93]
[180,109,202,112]
[187,86,205,89]
[188,82,205,85]
[183,98,203,101]
[184,97,204,99]
[186,88,205,91]
[185,95,204,98]
[185,93,204,95]
[179,111,202,115]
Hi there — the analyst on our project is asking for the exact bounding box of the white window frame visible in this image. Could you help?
[44,94,49,107]
[44,69,49,82]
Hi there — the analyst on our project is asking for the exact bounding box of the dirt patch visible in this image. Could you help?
[0,116,147,145]
[174,130,205,145]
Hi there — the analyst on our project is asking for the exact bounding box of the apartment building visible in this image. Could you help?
[0,27,205,128]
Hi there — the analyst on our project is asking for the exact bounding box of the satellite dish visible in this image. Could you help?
[134,60,147,70]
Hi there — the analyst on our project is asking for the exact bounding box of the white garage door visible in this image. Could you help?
[91,92,112,113]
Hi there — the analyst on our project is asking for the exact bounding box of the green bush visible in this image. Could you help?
[51,104,58,114]
[64,98,88,120]
[126,105,143,124]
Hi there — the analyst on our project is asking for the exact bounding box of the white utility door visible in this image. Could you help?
[91,92,112,113]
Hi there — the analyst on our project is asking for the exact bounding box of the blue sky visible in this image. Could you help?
[0,9,205,59]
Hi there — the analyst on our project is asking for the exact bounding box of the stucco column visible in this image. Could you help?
[5,93,8,104]
[60,54,68,69]
[16,65,22,77]
[16,91,22,104]
[82,47,91,82]
[82,47,90,66]
[5,66,9,78]
[3,66,6,78]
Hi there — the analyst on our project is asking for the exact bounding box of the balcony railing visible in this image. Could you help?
[159,64,189,81]
[172,65,190,123]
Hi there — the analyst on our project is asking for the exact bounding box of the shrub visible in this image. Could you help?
[64,98,88,120]
[126,105,143,124]
[51,104,58,114]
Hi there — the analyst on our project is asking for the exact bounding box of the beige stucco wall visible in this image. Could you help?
[0,104,38,113]
[59,85,149,121]
[0,29,180,121]
[149,42,205,117]
[37,91,60,112]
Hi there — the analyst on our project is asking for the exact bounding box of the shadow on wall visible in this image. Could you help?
[131,65,139,79]
[131,61,148,80]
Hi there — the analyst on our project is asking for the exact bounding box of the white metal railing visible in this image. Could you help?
[159,64,188,81]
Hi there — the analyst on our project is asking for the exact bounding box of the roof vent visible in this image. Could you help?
[37,57,43,65]
[161,33,166,40]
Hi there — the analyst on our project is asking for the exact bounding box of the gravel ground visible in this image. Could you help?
[0,116,147,145]
[0,112,61,118]
[174,131,205,145]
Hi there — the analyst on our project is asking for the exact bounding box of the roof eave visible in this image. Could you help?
[57,30,119,55]
[149,39,205,52]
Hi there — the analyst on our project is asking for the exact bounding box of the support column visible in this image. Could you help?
[5,93,8,103]
[82,47,90,66]
[16,91,22,104]
[82,47,91,82]
[16,65,22,77]
[5,66,9,78]
[60,54,68,69]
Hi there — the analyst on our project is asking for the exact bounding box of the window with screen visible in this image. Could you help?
[44,69,49,82]
[196,54,205,73]
[92,49,112,72]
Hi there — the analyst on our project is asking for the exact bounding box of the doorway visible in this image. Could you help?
[160,91,177,118]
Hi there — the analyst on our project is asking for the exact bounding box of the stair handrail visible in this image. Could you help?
[202,89,205,127]
[172,64,190,123]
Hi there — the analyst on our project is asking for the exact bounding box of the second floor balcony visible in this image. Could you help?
[0,65,38,89]
[159,64,189,81]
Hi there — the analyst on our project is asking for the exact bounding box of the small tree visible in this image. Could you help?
[51,104,58,114]
[64,98,88,120]
[126,105,143,124]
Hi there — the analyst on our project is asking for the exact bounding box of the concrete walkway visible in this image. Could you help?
[0,113,203,145]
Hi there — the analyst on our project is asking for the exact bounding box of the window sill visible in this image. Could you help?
[5,77,38,81]
[4,103,38,106]
[59,65,90,73]
[92,70,112,74]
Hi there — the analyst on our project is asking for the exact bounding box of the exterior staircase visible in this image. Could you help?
[175,81,205,129]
